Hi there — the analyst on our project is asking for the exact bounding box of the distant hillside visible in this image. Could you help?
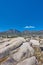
[22,30,43,37]
[22,30,43,35]
[0,29,43,38]
[0,29,21,38]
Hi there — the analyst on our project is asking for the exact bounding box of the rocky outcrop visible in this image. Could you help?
[0,37,43,65]
[12,42,34,62]
[1,57,17,65]
[17,56,38,65]
[30,39,40,46]
[0,37,26,60]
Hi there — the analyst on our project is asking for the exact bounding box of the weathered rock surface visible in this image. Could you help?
[30,39,40,46]
[1,57,17,65]
[12,42,34,62]
[17,56,38,65]
[0,37,26,60]
[0,37,43,65]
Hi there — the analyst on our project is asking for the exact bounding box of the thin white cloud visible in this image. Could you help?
[24,26,35,29]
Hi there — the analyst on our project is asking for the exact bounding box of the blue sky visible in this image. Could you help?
[0,0,43,31]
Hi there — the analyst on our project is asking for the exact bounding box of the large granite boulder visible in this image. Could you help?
[12,42,34,62]
[0,37,26,60]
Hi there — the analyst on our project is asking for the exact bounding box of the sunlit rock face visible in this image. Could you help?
[12,42,34,62]
[0,37,26,60]
[1,57,17,65]
[0,37,43,65]
[30,39,40,46]
[17,56,38,65]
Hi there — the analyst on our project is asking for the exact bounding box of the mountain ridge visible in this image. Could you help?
[0,29,43,38]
